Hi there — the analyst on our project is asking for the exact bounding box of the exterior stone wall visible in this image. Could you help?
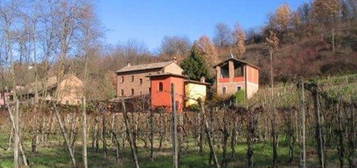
[116,62,183,98]
[215,59,259,98]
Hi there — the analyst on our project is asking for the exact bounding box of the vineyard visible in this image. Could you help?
[0,75,356,168]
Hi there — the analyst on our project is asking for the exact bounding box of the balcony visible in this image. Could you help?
[219,77,244,83]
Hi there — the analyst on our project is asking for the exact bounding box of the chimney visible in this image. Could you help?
[127,62,131,67]
[173,56,177,63]
[200,76,206,83]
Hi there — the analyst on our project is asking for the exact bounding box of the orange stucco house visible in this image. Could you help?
[148,73,186,112]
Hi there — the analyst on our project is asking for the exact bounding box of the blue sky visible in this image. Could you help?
[97,0,309,51]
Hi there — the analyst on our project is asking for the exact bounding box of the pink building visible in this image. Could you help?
[0,91,10,107]
[214,57,259,98]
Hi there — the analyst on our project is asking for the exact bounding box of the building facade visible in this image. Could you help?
[149,74,208,112]
[0,91,10,108]
[116,61,183,98]
[56,75,84,105]
[214,57,259,98]
[149,73,186,112]
[184,80,208,107]
[18,75,84,106]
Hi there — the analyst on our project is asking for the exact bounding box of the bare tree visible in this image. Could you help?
[160,36,191,62]
[270,4,292,32]
[213,23,233,48]
[265,30,279,168]
[233,24,246,57]
[311,0,342,52]
[193,36,218,65]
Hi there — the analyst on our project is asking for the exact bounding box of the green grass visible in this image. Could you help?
[0,134,343,168]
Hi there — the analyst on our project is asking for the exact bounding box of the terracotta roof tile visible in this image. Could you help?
[116,61,174,73]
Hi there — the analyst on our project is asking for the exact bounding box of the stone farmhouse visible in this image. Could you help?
[18,74,84,106]
[115,60,183,98]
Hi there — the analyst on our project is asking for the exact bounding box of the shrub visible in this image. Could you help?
[233,89,246,105]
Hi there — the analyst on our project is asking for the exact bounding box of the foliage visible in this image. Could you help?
[311,0,342,23]
[180,48,211,81]
[233,89,246,105]
[193,36,218,65]
[185,104,200,112]
[270,4,292,32]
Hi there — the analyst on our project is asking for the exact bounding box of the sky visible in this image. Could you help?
[97,0,309,51]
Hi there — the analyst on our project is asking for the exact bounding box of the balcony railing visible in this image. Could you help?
[219,76,244,83]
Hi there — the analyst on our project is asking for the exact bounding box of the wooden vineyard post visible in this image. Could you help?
[171,83,178,168]
[14,100,19,168]
[53,104,76,167]
[82,97,88,168]
[313,84,325,168]
[300,79,306,168]
[200,101,220,168]
[121,100,140,168]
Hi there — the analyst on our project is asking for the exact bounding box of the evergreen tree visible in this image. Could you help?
[180,48,211,81]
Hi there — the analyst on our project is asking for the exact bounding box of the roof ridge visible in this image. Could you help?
[116,60,176,73]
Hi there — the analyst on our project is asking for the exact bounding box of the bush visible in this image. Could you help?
[233,89,246,105]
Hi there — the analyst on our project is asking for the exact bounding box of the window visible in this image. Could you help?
[237,86,241,91]
[121,76,124,83]
[149,87,151,93]
[131,76,134,82]
[131,89,134,95]
[221,64,229,78]
[140,78,143,85]
[159,82,164,92]
[121,89,124,96]
[222,87,227,95]
[235,66,244,77]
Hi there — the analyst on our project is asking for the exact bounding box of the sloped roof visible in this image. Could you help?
[116,61,175,74]
[20,74,82,94]
[146,73,187,79]
[22,76,57,94]
[185,80,210,86]
[213,58,260,70]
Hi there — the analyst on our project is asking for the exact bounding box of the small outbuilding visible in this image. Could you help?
[148,73,208,112]
[184,78,209,107]
[148,73,186,112]
[214,57,259,99]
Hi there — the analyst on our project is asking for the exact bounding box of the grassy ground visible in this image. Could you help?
[0,133,343,168]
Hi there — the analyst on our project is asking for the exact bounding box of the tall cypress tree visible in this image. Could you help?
[180,48,211,81]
